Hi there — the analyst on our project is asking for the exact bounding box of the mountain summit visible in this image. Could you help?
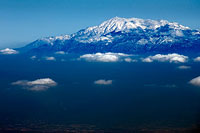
[20,17,200,54]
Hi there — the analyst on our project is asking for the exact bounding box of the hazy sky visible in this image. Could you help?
[0,0,200,48]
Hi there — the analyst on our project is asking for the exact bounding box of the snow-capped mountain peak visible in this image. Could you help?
[20,17,199,54]
[72,17,190,43]
[33,17,191,44]
[83,17,190,35]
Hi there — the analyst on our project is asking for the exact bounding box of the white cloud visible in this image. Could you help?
[0,48,18,55]
[142,53,188,63]
[177,65,191,69]
[55,51,66,55]
[94,79,112,85]
[30,56,37,60]
[144,84,176,88]
[162,84,177,88]
[142,57,153,63]
[189,76,200,87]
[194,57,200,62]
[79,52,130,62]
[45,56,56,61]
[124,58,137,62]
[12,78,57,91]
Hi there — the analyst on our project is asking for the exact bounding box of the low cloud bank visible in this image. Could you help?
[0,48,18,55]
[12,78,57,91]
[79,52,133,62]
[94,79,113,85]
[189,76,200,87]
[142,53,188,63]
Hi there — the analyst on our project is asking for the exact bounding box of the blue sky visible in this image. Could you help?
[0,0,200,48]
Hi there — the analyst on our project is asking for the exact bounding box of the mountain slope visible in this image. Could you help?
[19,17,200,54]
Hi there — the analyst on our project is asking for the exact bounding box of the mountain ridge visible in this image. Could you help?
[19,17,200,54]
